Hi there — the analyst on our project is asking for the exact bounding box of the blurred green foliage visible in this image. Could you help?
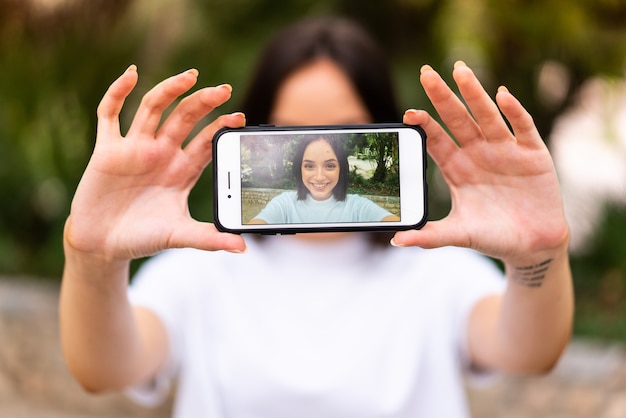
[572,204,626,341]
[1,0,626,338]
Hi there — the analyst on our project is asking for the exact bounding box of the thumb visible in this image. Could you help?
[392,220,467,249]
[169,220,247,253]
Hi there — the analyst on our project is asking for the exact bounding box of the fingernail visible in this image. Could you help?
[405,108,419,115]
[227,246,248,254]
[125,64,137,73]
[186,68,199,78]
[454,60,467,69]
[498,85,509,93]
[218,83,233,93]
[390,238,405,247]
[231,111,246,119]
[420,64,434,74]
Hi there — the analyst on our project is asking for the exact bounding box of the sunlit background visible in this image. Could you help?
[2,0,626,342]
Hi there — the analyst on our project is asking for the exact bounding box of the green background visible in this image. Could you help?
[2,0,626,340]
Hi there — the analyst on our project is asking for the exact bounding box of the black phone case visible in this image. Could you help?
[212,123,428,234]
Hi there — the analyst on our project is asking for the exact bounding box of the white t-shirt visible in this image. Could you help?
[253,191,393,223]
[128,233,505,418]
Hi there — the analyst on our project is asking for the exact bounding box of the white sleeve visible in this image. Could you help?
[449,249,506,382]
[124,250,189,406]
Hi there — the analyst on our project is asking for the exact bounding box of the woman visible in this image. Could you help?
[60,17,573,418]
[249,134,399,224]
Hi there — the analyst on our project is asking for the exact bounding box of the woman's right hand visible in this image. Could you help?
[64,66,247,264]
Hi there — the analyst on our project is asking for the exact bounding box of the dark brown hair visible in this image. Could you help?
[240,17,399,125]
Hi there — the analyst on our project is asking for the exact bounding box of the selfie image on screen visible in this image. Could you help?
[240,132,401,225]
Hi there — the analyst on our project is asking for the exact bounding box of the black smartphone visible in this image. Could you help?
[212,124,427,234]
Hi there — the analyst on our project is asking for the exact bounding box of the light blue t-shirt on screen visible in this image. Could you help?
[253,191,393,224]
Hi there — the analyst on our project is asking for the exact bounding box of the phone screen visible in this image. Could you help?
[213,124,427,233]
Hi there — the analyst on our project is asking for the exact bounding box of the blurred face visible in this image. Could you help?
[270,59,372,126]
[269,59,371,240]
[301,139,340,201]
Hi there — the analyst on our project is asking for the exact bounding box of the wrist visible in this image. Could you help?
[503,234,570,288]
[63,218,131,287]
[503,222,570,266]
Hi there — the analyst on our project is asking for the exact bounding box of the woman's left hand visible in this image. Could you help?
[393,62,569,266]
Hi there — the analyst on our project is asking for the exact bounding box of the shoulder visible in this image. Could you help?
[135,247,215,274]
[273,191,297,200]
[418,246,499,269]
[264,191,297,207]
[383,245,504,283]
[132,237,277,285]
[130,248,233,294]
[416,247,505,303]
[344,194,386,208]
[345,193,368,202]
[128,247,263,321]
[344,194,377,207]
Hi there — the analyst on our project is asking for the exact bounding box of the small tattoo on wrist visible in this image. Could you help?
[511,258,553,288]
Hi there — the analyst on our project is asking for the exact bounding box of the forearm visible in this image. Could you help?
[470,241,574,373]
[60,243,162,392]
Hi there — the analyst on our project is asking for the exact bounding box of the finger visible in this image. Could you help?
[403,109,459,171]
[126,69,200,139]
[184,112,246,169]
[392,219,469,250]
[169,220,247,253]
[158,84,234,147]
[495,87,544,148]
[420,65,482,147]
[96,65,139,141]
[452,62,513,142]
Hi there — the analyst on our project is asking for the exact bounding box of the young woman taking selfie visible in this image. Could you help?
[60,17,573,418]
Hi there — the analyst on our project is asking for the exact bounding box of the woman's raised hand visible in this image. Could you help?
[394,62,569,265]
[64,66,247,263]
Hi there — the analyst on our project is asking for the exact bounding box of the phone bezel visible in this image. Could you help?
[212,124,428,234]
